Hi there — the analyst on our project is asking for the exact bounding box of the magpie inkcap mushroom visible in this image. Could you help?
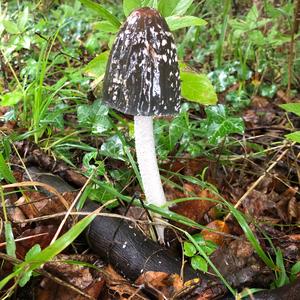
[103,7,181,116]
[103,7,181,243]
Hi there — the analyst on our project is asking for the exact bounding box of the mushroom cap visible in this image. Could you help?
[103,7,181,116]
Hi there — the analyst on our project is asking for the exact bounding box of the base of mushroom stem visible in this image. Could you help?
[153,215,166,244]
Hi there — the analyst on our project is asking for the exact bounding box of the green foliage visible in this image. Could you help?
[202,105,244,144]
[184,233,217,272]
[4,222,16,258]
[0,213,97,290]
[77,100,111,134]
[280,103,300,143]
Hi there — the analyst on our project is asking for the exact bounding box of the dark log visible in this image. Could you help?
[83,201,214,283]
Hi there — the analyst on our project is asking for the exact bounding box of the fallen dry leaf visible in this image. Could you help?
[201,220,230,246]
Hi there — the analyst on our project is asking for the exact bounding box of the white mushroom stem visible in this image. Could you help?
[134,116,166,242]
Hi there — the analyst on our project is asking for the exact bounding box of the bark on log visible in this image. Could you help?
[83,201,213,283]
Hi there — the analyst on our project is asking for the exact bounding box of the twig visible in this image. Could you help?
[50,172,94,244]
[224,141,295,221]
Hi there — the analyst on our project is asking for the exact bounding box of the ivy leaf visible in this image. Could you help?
[202,104,244,144]
[77,100,111,134]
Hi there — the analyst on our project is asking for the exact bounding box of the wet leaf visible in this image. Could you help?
[184,242,196,257]
[191,255,208,272]
[202,104,244,144]
[77,100,111,134]
[181,70,217,105]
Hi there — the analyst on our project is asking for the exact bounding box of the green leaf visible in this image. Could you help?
[18,245,42,287]
[291,261,300,281]
[273,249,289,287]
[279,103,300,117]
[25,245,41,261]
[82,152,105,176]
[166,16,206,31]
[171,0,194,16]
[202,105,244,144]
[100,135,126,161]
[158,0,181,17]
[23,213,97,271]
[169,113,187,150]
[79,0,121,29]
[77,100,111,134]
[83,51,109,78]
[0,90,23,107]
[184,241,196,257]
[191,255,208,272]
[0,152,16,183]
[3,20,20,34]
[285,131,300,143]
[5,222,16,258]
[18,7,29,31]
[180,70,217,105]
[123,0,142,16]
[93,21,119,33]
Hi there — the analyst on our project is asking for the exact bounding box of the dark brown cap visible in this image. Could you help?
[103,7,181,116]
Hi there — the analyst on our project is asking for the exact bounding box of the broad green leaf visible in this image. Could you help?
[83,51,109,78]
[184,242,196,257]
[285,131,300,143]
[171,0,193,16]
[279,103,300,117]
[93,21,119,33]
[0,90,23,107]
[191,255,208,272]
[180,70,217,105]
[79,0,121,29]
[158,0,181,17]
[146,0,158,9]
[5,222,16,258]
[3,20,20,34]
[123,0,142,16]
[0,152,16,183]
[166,16,206,31]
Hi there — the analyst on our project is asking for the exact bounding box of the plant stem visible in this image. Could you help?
[134,116,166,241]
